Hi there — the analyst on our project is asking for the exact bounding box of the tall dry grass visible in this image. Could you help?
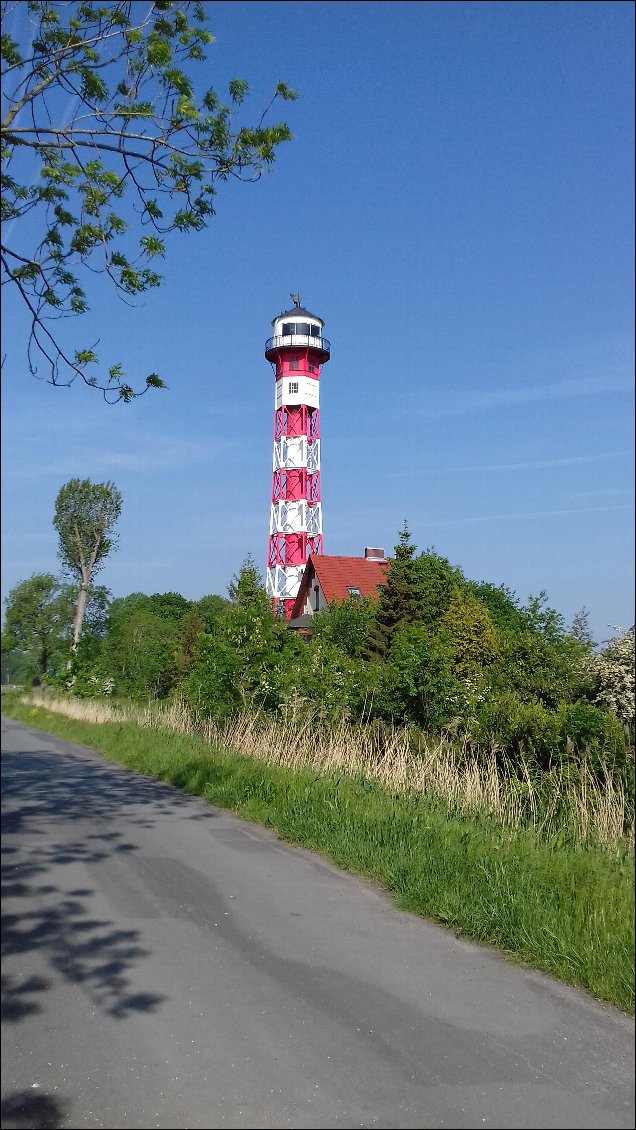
[23,689,632,851]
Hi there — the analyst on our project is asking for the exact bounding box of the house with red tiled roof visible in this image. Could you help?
[289,548,389,625]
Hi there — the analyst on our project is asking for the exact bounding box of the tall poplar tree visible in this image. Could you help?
[53,477,122,650]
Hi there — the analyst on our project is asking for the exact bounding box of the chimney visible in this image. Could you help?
[364,547,386,561]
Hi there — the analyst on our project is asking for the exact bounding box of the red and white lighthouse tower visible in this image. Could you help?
[265,297,331,618]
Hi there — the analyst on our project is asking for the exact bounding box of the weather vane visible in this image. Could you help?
[290,292,302,307]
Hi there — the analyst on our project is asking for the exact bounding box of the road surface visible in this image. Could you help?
[1,716,634,1130]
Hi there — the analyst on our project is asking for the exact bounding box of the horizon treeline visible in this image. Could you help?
[2,530,634,789]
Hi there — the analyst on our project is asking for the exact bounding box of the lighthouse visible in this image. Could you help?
[265,296,331,618]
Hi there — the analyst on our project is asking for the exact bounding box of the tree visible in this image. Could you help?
[379,623,460,731]
[2,572,68,679]
[368,530,466,657]
[196,592,230,632]
[101,604,179,698]
[1,645,38,687]
[1,1,297,401]
[311,594,378,660]
[568,607,595,650]
[140,590,190,620]
[465,580,528,636]
[440,587,500,680]
[93,589,201,697]
[410,549,466,630]
[2,571,110,680]
[187,556,296,718]
[53,477,122,650]
[227,553,263,604]
[367,524,421,656]
[170,604,205,683]
[522,591,566,643]
[489,625,591,711]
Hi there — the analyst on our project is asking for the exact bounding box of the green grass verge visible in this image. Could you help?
[3,695,634,1013]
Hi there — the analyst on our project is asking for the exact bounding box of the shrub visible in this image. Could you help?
[470,691,561,765]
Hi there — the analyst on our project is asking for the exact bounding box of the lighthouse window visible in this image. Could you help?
[288,381,299,394]
[282,321,321,338]
[309,362,317,374]
[288,357,299,371]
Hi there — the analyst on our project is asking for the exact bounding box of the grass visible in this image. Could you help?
[3,690,634,1013]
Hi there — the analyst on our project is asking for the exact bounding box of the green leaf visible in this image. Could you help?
[139,235,165,257]
[275,82,299,101]
[146,36,172,67]
[229,78,249,104]
[74,349,98,365]
[1,34,23,66]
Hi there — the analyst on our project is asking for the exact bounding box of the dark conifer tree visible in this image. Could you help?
[366,524,421,657]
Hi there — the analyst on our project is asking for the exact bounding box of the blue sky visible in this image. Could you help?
[2,0,634,645]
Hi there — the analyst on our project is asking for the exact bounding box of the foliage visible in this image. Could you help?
[104,590,195,625]
[101,604,179,698]
[76,581,111,636]
[587,627,635,729]
[366,524,420,656]
[54,477,122,581]
[226,553,263,604]
[10,522,631,782]
[1,646,38,687]
[490,626,592,710]
[295,637,372,721]
[142,590,191,620]
[185,631,240,719]
[368,535,468,659]
[556,699,628,775]
[58,627,115,697]
[1,0,297,400]
[171,605,205,682]
[311,594,377,660]
[569,606,596,650]
[468,690,627,773]
[409,549,467,630]
[2,571,109,679]
[465,580,528,636]
[196,593,230,632]
[441,587,500,679]
[53,476,122,652]
[2,573,67,677]
[522,590,568,642]
[186,557,296,718]
[95,590,206,698]
[378,623,460,730]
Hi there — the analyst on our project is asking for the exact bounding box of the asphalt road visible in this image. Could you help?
[1,716,634,1130]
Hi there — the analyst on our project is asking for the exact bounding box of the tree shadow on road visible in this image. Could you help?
[1,737,211,1026]
[1,1089,67,1129]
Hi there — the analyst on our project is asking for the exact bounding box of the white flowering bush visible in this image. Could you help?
[588,627,635,728]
